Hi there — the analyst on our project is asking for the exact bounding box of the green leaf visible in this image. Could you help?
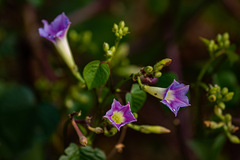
[59,143,81,160]
[59,144,106,160]
[80,146,106,160]
[126,84,147,113]
[188,134,226,160]
[83,60,110,90]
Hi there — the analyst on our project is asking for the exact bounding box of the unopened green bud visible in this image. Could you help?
[221,87,228,95]
[110,127,118,135]
[113,23,118,32]
[217,34,222,42]
[123,27,129,34]
[107,50,113,57]
[144,66,153,73]
[110,46,116,53]
[103,42,109,52]
[228,134,240,144]
[140,125,170,134]
[225,114,232,122]
[119,28,123,35]
[223,92,234,101]
[209,40,215,52]
[218,102,225,110]
[119,21,125,29]
[154,72,162,78]
[204,121,223,129]
[223,32,229,41]
[224,40,230,48]
[208,95,216,102]
[115,32,120,37]
[214,105,222,116]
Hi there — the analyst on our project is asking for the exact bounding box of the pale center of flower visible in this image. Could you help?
[165,90,175,102]
[111,111,125,124]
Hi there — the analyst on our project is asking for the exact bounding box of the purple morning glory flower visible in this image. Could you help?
[104,99,137,131]
[39,12,71,43]
[143,79,190,116]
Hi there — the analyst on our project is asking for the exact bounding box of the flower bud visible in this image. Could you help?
[224,40,230,48]
[113,23,118,32]
[144,66,153,73]
[228,134,240,144]
[103,42,109,52]
[217,34,222,42]
[223,92,234,101]
[119,28,123,35]
[140,125,170,134]
[208,95,216,102]
[154,72,162,78]
[119,21,125,29]
[223,32,229,41]
[123,27,129,35]
[214,105,222,116]
[217,102,225,110]
[221,87,228,95]
[225,114,232,122]
[79,136,88,147]
[110,46,116,53]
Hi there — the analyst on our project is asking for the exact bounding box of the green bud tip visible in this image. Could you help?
[110,46,116,53]
[144,66,153,73]
[221,87,228,95]
[123,27,129,34]
[119,21,125,29]
[228,135,240,144]
[119,28,123,35]
[224,40,230,48]
[113,23,118,32]
[223,92,234,102]
[154,72,162,78]
[218,102,225,110]
[225,114,232,122]
[208,95,216,102]
[223,33,229,41]
[103,42,109,52]
[217,34,222,42]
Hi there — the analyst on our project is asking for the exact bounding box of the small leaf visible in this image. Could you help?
[126,84,147,113]
[59,143,81,160]
[80,146,106,160]
[83,60,110,90]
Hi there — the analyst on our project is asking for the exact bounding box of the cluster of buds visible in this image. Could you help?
[112,21,129,39]
[201,32,231,55]
[133,58,172,83]
[205,84,239,143]
[103,42,116,58]
[207,84,234,109]
[103,21,129,61]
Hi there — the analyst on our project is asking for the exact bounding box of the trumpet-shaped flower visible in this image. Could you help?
[39,12,71,43]
[104,99,137,130]
[39,13,84,82]
[143,80,190,116]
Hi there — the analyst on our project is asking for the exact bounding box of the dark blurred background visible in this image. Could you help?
[1,0,240,159]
